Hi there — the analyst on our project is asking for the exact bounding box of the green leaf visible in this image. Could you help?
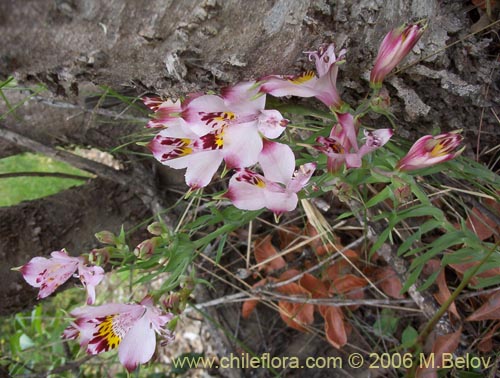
[19,334,34,350]
[0,153,90,206]
[365,186,391,208]
[398,219,441,256]
[373,309,399,336]
[401,325,418,348]
[215,233,227,265]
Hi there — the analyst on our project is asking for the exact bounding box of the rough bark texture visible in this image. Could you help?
[0,0,498,356]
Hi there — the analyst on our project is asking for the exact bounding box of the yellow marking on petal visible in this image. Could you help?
[289,71,315,84]
[181,138,191,145]
[179,147,193,156]
[255,178,266,188]
[215,131,224,148]
[430,142,446,157]
[97,315,122,350]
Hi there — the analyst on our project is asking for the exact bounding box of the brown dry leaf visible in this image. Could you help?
[466,291,500,321]
[299,273,330,316]
[324,249,359,281]
[278,225,303,251]
[416,328,462,378]
[477,321,500,352]
[329,274,367,310]
[373,266,405,299]
[277,280,315,332]
[329,274,367,298]
[254,235,286,274]
[449,259,500,286]
[424,260,459,319]
[305,222,337,256]
[465,207,498,241]
[241,279,267,319]
[299,273,329,298]
[323,306,348,349]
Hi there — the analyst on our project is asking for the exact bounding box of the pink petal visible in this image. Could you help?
[182,95,231,135]
[336,113,359,151]
[357,128,393,158]
[118,315,157,372]
[260,74,319,99]
[258,141,295,185]
[257,109,288,139]
[78,264,105,305]
[222,123,263,169]
[226,170,298,215]
[287,163,316,193]
[20,251,79,299]
[182,150,224,188]
[222,81,265,114]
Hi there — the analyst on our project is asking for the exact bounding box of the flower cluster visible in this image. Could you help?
[14,20,467,375]
[144,21,463,216]
[17,247,174,372]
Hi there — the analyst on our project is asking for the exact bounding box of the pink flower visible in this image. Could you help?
[315,113,392,172]
[20,249,104,305]
[370,21,426,88]
[260,43,346,109]
[63,296,174,372]
[146,82,288,188]
[143,97,183,129]
[397,132,464,171]
[225,141,316,215]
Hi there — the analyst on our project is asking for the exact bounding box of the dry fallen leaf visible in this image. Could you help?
[466,291,500,321]
[424,260,459,319]
[254,235,286,274]
[323,306,348,349]
[373,266,405,299]
[241,279,267,319]
[416,328,462,378]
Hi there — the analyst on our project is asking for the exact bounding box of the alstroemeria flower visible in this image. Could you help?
[143,97,182,129]
[225,141,316,215]
[147,82,289,188]
[20,249,104,304]
[181,81,288,138]
[396,132,464,171]
[148,120,263,188]
[260,43,346,109]
[370,21,426,88]
[63,296,174,372]
[315,113,393,172]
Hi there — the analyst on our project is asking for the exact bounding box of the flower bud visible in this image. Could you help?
[370,21,427,89]
[397,132,464,171]
[95,231,116,245]
[147,222,163,236]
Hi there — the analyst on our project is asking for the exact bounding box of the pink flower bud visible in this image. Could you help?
[370,21,426,88]
[397,132,464,171]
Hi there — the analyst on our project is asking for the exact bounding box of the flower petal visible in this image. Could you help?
[20,250,79,299]
[226,170,298,215]
[287,163,316,193]
[223,123,263,169]
[257,109,288,139]
[78,264,105,305]
[258,141,295,185]
[118,314,157,372]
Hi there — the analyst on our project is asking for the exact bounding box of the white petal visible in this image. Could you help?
[183,150,224,188]
[257,110,287,139]
[118,315,156,372]
[223,124,263,168]
[258,141,295,185]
